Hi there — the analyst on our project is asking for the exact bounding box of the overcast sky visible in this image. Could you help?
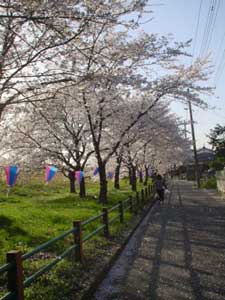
[142,0,225,148]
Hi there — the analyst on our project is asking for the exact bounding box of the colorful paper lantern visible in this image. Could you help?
[138,171,143,178]
[148,168,153,176]
[5,166,19,187]
[107,171,114,179]
[45,165,57,182]
[75,171,84,184]
[93,167,99,176]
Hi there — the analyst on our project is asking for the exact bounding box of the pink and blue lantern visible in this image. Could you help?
[75,171,84,184]
[148,168,153,176]
[93,167,99,176]
[45,165,57,183]
[5,166,19,187]
[107,171,114,179]
[138,171,143,178]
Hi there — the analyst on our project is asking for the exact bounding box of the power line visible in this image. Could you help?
[199,0,217,58]
[204,0,220,55]
[214,49,225,83]
[213,19,225,84]
[196,0,225,86]
[199,0,213,56]
[191,0,203,62]
[214,30,225,67]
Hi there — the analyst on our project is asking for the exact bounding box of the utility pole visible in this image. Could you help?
[179,121,189,140]
[184,122,187,140]
[188,89,201,188]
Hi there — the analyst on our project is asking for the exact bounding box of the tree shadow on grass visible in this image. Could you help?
[0,215,28,236]
[38,195,102,212]
[36,195,81,205]
[0,215,49,251]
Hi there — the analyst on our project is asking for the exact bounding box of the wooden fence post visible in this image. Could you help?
[119,201,124,223]
[141,189,144,207]
[7,250,24,300]
[148,184,151,196]
[145,187,148,200]
[73,221,84,264]
[129,195,133,213]
[102,207,109,238]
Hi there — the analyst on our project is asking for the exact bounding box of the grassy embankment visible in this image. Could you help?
[0,174,152,299]
[0,174,149,263]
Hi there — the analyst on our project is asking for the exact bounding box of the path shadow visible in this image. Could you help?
[148,203,169,299]
[179,183,225,299]
[147,182,225,300]
[93,200,162,300]
[177,185,205,300]
[146,185,175,299]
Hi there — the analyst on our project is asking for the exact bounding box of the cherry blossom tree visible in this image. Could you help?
[0,1,213,205]
[1,1,147,119]
[1,87,94,196]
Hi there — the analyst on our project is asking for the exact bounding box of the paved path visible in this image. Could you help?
[93,180,225,300]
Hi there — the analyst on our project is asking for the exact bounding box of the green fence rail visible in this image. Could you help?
[0,185,153,300]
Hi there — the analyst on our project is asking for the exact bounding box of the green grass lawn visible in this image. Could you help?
[0,176,148,265]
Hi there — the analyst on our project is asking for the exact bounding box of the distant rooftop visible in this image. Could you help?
[185,146,215,164]
[197,146,214,155]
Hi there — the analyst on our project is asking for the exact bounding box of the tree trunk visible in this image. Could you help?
[139,170,143,183]
[144,166,148,186]
[128,167,132,185]
[98,162,108,204]
[131,166,137,192]
[68,170,76,193]
[114,158,122,189]
[79,176,86,198]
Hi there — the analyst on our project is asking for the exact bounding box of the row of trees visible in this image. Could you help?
[0,1,212,203]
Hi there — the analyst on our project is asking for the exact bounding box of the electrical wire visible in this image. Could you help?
[199,0,213,57]
[214,49,225,83]
[213,13,225,85]
[196,0,225,87]
[191,0,203,62]
[204,0,220,54]
[199,0,217,58]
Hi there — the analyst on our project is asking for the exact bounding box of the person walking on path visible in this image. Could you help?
[155,174,167,202]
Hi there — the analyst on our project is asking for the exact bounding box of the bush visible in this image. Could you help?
[209,157,225,171]
[201,177,217,189]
